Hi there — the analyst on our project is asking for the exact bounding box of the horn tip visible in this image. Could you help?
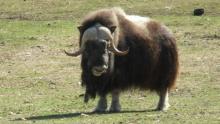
[63,49,81,57]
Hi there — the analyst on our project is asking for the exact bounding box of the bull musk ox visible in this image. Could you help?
[65,8,179,112]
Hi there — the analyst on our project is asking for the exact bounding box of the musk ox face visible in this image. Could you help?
[83,40,109,76]
[81,23,114,77]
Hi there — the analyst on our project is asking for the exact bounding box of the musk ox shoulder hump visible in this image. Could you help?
[125,15,151,30]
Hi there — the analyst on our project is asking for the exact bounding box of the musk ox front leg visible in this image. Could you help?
[156,88,170,111]
[94,95,107,113]
[109,90,121,112]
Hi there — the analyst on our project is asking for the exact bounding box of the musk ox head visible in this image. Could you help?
[65,23,129,76]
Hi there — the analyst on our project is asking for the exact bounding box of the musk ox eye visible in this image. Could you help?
[100,41,107,48]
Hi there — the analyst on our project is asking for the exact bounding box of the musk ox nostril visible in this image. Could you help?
[102,65,108,70]
[95,65,107,70]
[94,67,103,72]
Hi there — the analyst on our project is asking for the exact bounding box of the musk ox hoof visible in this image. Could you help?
[93,107,107,113]
[156,103,170,111]
[93,97,107,113]
[109,106,121,113]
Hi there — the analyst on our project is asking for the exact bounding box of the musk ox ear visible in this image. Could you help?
[109,26,117,33]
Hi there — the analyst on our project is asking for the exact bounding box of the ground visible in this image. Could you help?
[0,0,220,124]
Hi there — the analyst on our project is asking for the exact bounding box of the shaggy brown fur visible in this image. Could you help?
[77,8,179,102]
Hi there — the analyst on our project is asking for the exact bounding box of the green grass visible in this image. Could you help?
[0,0,220,123]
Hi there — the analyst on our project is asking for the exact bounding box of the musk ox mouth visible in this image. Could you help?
[92,66,108,77]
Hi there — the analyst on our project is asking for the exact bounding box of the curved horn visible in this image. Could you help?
[109,41,129,56]
[64,49,82,57]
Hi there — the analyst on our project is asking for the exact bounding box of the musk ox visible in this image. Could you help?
[65,8,179,112]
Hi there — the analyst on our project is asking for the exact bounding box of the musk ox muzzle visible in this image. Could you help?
[92,65,108,76]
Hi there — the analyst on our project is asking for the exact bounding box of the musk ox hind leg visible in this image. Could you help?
[109,90,121,112]
[93,96,108,113]
[156,88,170,111]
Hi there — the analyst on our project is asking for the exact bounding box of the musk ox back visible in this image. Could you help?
[65,8,179,112]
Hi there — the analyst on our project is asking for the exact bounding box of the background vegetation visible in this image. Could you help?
[0,0,219,123]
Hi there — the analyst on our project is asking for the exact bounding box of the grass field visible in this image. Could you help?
[0,0,220,123]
